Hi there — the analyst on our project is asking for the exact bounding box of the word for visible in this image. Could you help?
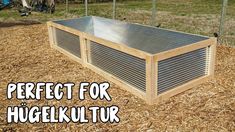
[7,82,111,101]
[7,105,119,123]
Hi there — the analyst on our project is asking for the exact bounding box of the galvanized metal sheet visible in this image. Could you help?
[54,28,81,58]
[90,41,146,91]
[53,16,209,54]
[157,48,208,94]
[55,17,94,34]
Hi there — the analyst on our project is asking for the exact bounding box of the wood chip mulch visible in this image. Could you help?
[0,24,234,131]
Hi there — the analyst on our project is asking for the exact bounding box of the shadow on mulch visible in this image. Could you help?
[0,20,41,28]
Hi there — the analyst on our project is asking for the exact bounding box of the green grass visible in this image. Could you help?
[0,0,234,45]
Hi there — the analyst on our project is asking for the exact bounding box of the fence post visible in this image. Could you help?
[85,0,88,16]
[113,0,116,19]
[66,0,69,13]
[151,0,156,26]
[219,0,228,43]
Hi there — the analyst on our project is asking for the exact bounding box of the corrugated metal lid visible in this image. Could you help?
[54,16,209,54]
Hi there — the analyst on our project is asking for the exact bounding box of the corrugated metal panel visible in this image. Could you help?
[54,28,81,58]
[158,48,208,94]
[89,41,146,92]
[54,16,209,54]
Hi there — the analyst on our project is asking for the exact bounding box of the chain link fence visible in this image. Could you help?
[2,0,230,46]
[220,0,235,46]
[61,0,234,46]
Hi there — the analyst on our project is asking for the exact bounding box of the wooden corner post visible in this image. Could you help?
[79,33,88,67]
[208,38,217,77]
[47,22,55,48]
[146,55,156,105]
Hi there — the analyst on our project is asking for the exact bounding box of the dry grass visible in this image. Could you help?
[0,24,234,131]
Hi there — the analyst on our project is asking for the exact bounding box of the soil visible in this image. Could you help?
[0,20,41,28]
[0,24,234,131]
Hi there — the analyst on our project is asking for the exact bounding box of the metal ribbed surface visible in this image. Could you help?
[90,41,146,92]
[54,16,209,54]
[54,28,81,58]
[158,48,208,94]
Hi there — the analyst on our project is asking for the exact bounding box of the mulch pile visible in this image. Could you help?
[0,24,234,131]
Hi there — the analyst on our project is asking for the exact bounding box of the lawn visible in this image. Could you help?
[0,0,234,45]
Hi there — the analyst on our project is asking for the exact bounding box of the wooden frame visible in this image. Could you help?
[47,21,217,105]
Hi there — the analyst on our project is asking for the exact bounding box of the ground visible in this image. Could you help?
[0,0,235,131]
[0,23,234,131]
